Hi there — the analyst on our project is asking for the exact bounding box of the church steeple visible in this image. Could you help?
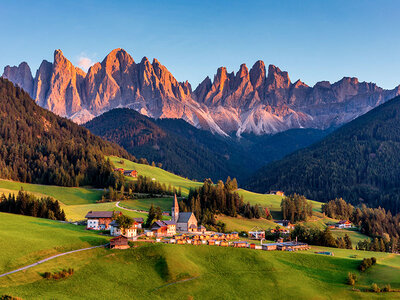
[172,194,179,222]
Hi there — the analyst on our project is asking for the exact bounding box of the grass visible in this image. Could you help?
[0,212,109,274]
[119,197,173,212]
[0,179,102,205]
[108,156,203,196]
[61,202,148,222]
[1,241,400,299]
[331,228,372,245]
[216,215,278,232]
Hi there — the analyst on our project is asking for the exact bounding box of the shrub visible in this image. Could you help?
[346,272,357,286]
[359,257,377,272]
[43,268,74,280]
[1,296,23,300]
[382,284,391,292]
[370,283,380,293]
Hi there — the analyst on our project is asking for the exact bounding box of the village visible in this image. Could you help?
[84,194,325,252]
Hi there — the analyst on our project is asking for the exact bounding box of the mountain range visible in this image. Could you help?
[3,48,400,136]
[246,95,400,213]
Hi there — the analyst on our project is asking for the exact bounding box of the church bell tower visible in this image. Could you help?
[172,194,179,222]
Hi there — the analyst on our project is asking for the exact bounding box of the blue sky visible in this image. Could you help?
[1,0,399,89]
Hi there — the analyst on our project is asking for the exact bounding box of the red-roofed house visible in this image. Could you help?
[85,211,122,230]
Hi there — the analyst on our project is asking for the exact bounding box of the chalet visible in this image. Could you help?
[277,241,309,251]
[109,235,129,249]
[208,240,216,246]
[151,220,176,237]
[233,241,248,248]
[123,170,138,178]
[192,239,202,245]
[109,220,138,238]
[262,243,278,251]
[85,211,121,230]
[171,194,198,232]
[274,220,294,229]
[270,190,285,196]
[220,240,229,247]
[336,220,352,229]
[133,218,144,229]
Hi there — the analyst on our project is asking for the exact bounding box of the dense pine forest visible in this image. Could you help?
[0,79,133,187]
[246,95,400,214]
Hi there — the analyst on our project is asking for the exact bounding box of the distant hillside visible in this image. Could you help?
[246,96,400,213]
[85,108,328,181]
[0,78,132,187]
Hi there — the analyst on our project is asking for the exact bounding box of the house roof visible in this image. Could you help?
[85,211,120,219]
[198,225,206,229]
[151,221,166,229]
[163,220,176,226]
[177,212,195,223]
[110,235,128,241]
[134,218,144,223]
[189,224,197,229]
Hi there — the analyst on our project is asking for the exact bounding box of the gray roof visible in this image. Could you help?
[163,220,176,225]
[85,211,120,219]
[177,212,195,223]
[134,218,144,223]
[151,221,165,229]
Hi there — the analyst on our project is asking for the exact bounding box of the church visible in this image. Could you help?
[172,194,198,232]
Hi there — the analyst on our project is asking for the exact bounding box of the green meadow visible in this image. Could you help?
[1,241,400,299]
[108,156,203,196]
[0,179,102,205]
[0,212,109,274]
[119,197,174,212]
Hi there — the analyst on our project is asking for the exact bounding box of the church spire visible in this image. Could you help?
[172,194,179,222]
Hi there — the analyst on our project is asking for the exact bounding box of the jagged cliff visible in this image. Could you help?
[3,49,400,136]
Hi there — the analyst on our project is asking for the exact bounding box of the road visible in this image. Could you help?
[0,244,107,278]
[115,201,148,214]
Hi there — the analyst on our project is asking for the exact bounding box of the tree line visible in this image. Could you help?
[180,177,266,229]
[0,190,66,221]
[281,194,313,223]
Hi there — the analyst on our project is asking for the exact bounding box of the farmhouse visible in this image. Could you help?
[123,170,138,177]
[109,220,138,238]
[114,168,124,173]
[133,218,144,228]
[233,241,248,248]
[85,211,121,230]
[274,220,294,229]
[151,220,176,237]
[171,194,198,232]
[336,220,352,229]
[270,190,285,196]
[109,235,129,249]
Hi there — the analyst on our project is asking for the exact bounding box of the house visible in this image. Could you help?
[270,228,290,234]
[109,220,138,238]
[208,240,216,246]
[274,220,294,229]
[151,220,176,237]
[133,218,144,229]
[262,243,278,251]
[192,239,202,245]
[123,170,138,178]
[249,231,265,239]
[270,190,285,196]
[233,241,248,248]
[220,240,229,247]
[198,225,206,233]
[114,168,125,174]
[85,211,121,230]
[109,235,129,249]
[171,194,198,232]
[336,220,352,229]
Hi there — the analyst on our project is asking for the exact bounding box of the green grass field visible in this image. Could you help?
[0,180,102,205]
[1,241,400,299]
[0,213,109,274]
[216,215,278,232]
[119,197,173,212]
[108,156,203,196]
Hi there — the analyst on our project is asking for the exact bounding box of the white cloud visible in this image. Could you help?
[77,56,94,71]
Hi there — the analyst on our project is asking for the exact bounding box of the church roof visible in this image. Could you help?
[177,212,195,223]
[173,194,179,211]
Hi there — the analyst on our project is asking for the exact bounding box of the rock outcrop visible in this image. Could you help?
[3,48,400,136]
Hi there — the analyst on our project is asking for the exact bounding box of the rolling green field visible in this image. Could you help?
[0,212,109,274]
[108,156,203,196]
[216,215,278,232]
[0,180,102,205]
[119,197,173,212]
[1,242,400,299]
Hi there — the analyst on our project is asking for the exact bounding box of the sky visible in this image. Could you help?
[1,0,399,89]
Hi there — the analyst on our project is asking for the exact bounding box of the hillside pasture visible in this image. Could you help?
[119,197,173,212]
[1,242,400,299]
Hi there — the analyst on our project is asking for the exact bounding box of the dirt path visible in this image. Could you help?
[0,244,107,278]
[116,201,148,214]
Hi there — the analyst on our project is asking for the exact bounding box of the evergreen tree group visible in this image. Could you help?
[0,190,66,221]
[281,194,313,223]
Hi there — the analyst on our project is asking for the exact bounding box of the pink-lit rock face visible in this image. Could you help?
[2,48,400,136]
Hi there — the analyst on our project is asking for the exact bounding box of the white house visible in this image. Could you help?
[336,220,352,229]
[109,220,138,238]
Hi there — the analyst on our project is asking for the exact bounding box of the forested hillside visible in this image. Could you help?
[85,108,328,181]
[0,78,133,187]
[246,96,400,213]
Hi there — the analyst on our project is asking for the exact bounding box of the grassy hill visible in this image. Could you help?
[0,213,109,274]
[1,240,400,299]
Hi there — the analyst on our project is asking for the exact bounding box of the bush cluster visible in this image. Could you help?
[43,268,74,280]
[358,257,376,272]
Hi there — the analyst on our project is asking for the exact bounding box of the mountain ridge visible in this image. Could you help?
[3,48,400,136]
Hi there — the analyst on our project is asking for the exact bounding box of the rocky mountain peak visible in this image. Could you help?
[2,62,34,96]
[266,64,291,91]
